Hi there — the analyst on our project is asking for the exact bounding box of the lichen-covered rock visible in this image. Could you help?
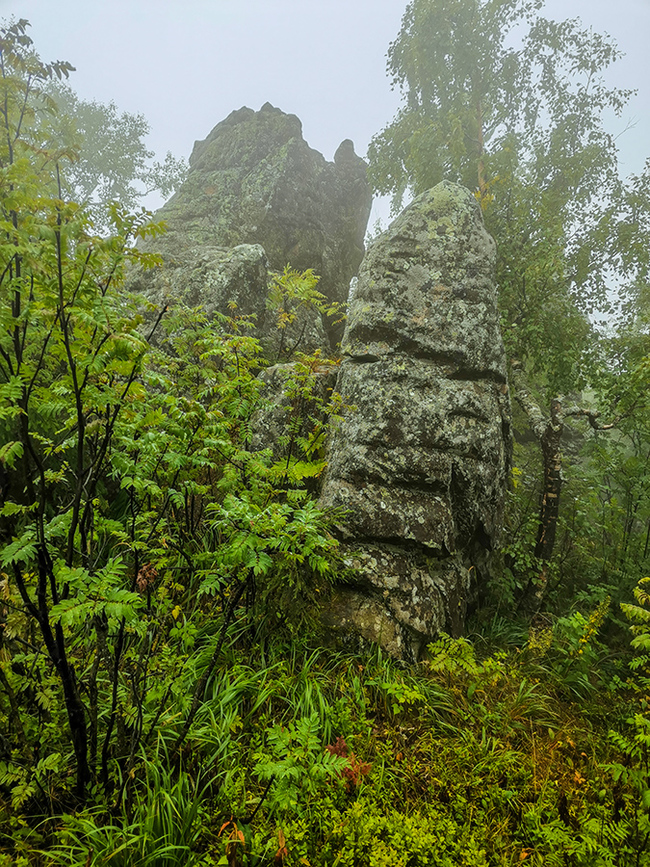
[129,243,270,321]
[320,181,512,659]
[142,103,371,346]
[323,546,468,659]
[128,242,328,357]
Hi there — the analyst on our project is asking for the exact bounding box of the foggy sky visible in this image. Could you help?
[0,0,648,222]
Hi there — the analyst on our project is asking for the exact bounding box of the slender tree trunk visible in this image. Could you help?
[534,398,563,561]
[476,97,487,198]
[510,364,614,615]
[37,548,91,799]
[510,367,565,615]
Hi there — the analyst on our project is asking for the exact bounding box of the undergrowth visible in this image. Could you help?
[2,607,650,867]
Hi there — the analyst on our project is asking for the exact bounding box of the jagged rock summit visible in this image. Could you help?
[133,103,371,348]
[320,181,512,660]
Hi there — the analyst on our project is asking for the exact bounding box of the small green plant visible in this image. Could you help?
[526,599,611,699]
[253,714,348,818]
[266,266,342,358]
[367,667,429,716]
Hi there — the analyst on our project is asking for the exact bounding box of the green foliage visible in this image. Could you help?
[0,625,647,866]
[260,351,347,500]
[0,19,186,234]
[0,18,340,810]
[318,802,489,867]
[368,0,633,393]
[588,575,650,864]
[44,749,205,866]
[494,419,650,618]
[267,267,324,329]
[45,81,188,230]
[0,18,75,166]
[254,714,348,818]
[266,266,343,359]
[369,0,543,205]
[622,578,650,644]
[177,634,646,867]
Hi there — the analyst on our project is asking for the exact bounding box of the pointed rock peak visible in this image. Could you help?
[137,105,372,347]
[189,104,303,168]
[334,138,357,165]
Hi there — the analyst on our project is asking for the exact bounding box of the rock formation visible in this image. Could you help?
[132,103,371,348]
[126,105,512,658]
[319,182,512,660]
[133,243,270,322]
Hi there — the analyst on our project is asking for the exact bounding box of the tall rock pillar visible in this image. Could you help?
[320,182,512,659]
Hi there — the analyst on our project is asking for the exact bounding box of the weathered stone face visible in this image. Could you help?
[127,243,328,358]
[141,102,371,346]
[129,244,270,322]
[320,182,512,659]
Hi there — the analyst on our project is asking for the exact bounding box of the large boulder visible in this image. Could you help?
[137,103,371,347]
[127,243,328,358]
[130,243,269,322]
[320,182,512,660]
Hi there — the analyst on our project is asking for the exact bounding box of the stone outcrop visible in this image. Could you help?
[126,106,512,658]
[128,243,328,358]
[319,182,512,660]
[134,103,371,348]
[132,243,269,322]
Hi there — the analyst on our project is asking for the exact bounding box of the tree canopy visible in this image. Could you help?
[46,82,187,228]
[368,0,634,392]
